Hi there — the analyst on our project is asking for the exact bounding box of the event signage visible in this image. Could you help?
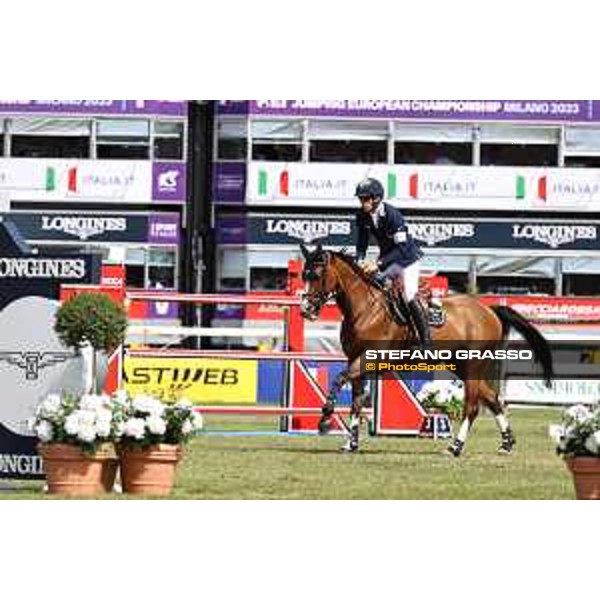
[246,163,600,211]
[152,163,187,203]
[0,159,186,204]
[214,163,247,204]
[0,217,100,480]
[3,212,180,245]
[219,214,600,252]
[123,356,258,405]
[218,100,596,122]
[147,214,181,245]
[0,100,187,116]
[481,296,600,323]
[503,379,600,406]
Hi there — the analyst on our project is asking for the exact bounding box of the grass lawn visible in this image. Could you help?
[1,408,575,500]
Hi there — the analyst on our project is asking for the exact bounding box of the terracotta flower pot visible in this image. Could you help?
[39,443,118,497]
[118,444,183,497]
[566,457,600,500]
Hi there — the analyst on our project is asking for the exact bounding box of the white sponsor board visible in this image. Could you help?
[248,162,600,211]
[504,379,600,405]
[0,159,151,203]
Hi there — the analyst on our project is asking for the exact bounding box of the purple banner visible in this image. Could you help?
[214,163,247,204]
[216,101,250,116]
[147,213,181,245]
[216,215,247,245]
[152,162,187,202]
[218,100,598,123]
[147,297,180,320]
[0,100,187,116]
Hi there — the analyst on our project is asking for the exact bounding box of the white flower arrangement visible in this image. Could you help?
[551,403,600,457]
[117,397,203,450]
[29,392,203,452]
[416,380,464,421]
[29,392,119,453]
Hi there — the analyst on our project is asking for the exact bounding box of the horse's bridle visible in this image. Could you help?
[300,253,335,320]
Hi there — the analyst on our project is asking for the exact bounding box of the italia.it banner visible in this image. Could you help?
[0,159,186,203]
[247,162,600,211]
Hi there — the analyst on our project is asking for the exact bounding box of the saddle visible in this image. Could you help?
[382,278,446,328]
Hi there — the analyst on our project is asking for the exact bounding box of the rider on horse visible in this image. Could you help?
[355,177,431,344]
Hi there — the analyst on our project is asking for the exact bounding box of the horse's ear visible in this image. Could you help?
[300,243,310,260]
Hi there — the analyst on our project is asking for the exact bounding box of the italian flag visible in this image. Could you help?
[515,175,526,199]
[537,176,548,201]
[67,167,79,193]
[387,172,397,198]
[45,167,57,192]
[409,173,419,199]
[45,167,79,193]
[258,169,289,197]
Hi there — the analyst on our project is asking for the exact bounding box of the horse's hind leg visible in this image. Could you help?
[448,378,480,458]
[480,381,515,454]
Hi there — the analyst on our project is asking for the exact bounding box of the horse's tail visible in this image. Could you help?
[491,305,554,388]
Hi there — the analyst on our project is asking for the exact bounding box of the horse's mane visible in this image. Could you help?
[328,251,386,292]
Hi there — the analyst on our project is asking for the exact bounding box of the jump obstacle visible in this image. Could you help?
[61,260,434,438]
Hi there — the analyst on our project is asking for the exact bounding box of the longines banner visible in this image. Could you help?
[0,217,100,480]
[218,213,600,251]
[0,159,186,203]
[3,212,181,245]
[247,163,600,212]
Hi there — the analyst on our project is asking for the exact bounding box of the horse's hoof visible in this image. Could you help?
[446,441,464,458]
[499,431,515,454]
[340,442,359,453]
[318,419,332,436]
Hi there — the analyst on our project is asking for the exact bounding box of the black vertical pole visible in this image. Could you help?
[182,101,216,347]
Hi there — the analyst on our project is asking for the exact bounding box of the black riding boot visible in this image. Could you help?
[408,299,431,345]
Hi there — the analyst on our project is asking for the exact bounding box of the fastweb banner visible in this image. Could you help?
[247,162,600,211]
[123,356,258,404]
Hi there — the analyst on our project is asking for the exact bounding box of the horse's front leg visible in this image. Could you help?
[340,377,367,453]
[319,369,350,435]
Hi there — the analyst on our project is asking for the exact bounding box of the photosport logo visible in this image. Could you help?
[360,340,600,381]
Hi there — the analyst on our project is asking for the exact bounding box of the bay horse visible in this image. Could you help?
[299,244,554,456]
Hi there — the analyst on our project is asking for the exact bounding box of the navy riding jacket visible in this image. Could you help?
[356,202,423,269]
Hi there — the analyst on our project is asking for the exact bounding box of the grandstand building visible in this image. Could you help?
[212,100,600,298]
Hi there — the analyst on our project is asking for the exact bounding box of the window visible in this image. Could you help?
[96,119,150,160]
[218,248,247,291]
[564,275,600,297]
[564,127,600,167]
[309,119,388,163]
[479,124,559,166]
[250,267,288,291]
[148,248,177,289]
[477,276,555,295]
[251,119,303,162]
[395,142,472,165]
[481,144,558,167]
[154,120,185,160]
[125,247,146,288]
[9,118,91,158]
[217,118,247,160]
[394,123,473,165]
[310,140,387,163]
